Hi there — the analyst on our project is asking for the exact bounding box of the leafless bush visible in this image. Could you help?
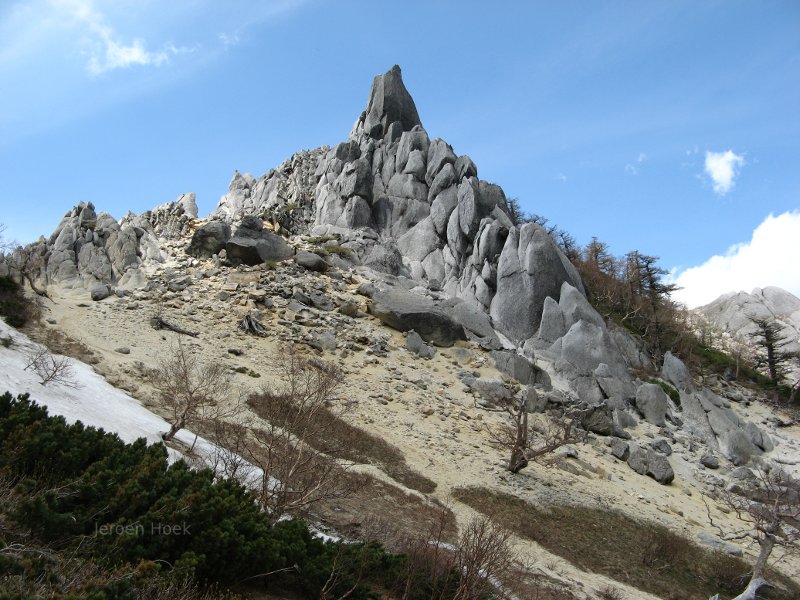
[24,346,78,387]
[453,515,515,600]
[244,344,364,521]
[706,467,800,599]
[204,408,253,482]
[148,337,231,442]
[596,585,622,600]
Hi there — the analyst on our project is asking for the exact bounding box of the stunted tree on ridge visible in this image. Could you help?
[747,315,795,385]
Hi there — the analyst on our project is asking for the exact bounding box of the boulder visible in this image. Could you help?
[491,350,539,385]
[426,139,457,184]
[452,302,503,350]
[582,405,613,436]
[187,221,231,259]
[490,226,583,343]
[368,287,466,347]
[311,330,337,352]
[635,383,671,427]
[295,251,328,272]
[226,235,293,266]
[646,449,675,484]
[661,351,695,392]
[626,445,674,484]
[650,438,673,456]
[610,438,630,460]
[90,284,111,301]
[471,377,512,404]
[407,330,435,359]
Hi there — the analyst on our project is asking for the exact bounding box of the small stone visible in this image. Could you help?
[115,347,131,354]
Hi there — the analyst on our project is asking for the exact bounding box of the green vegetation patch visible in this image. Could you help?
[0,392,459,599]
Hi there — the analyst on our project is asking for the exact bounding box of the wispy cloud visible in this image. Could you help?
[625,151,647,175]
[704,149,745,195]
[218,31,241,48]
[51,0,196,74]
[555,173,567,182]
[671,211,800,308]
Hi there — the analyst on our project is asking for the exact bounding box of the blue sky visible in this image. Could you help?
[0,0,798,307]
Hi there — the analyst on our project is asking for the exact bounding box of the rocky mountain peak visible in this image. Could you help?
[355,64,423,140]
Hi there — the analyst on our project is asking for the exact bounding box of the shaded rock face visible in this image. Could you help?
[187,221,231,259]
[368,287,466,347]
[225,218,294,266]
[12,201,167,295]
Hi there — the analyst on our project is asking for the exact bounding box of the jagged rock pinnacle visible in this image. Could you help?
[361,65,422,139]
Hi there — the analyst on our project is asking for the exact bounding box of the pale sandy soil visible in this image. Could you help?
[31,234,800,599]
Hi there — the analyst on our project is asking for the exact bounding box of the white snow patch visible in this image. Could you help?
[0,320,216,463]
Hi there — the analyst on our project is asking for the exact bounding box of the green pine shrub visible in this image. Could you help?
[0,392,470,599]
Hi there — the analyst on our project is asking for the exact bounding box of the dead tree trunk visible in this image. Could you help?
[239,313,267,336]
[150,316,198,337]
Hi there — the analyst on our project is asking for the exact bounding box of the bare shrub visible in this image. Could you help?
[204,411,253,481]
[706,467,800,599]
[24,346,77,387]
[244,344,365,521]
[149,337,231,442]
[453,515,515,600]
[596,585,622,600]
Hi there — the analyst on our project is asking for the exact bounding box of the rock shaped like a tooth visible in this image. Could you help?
[362,64,423,139]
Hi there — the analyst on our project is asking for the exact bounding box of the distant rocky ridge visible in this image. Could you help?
[696,286,800,361]
[0,66,782,484]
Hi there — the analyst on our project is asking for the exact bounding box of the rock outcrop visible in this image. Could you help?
[695,286,800,381]
[212,149,327,233]
[8,201,169,295]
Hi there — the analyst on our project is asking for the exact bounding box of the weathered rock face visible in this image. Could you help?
[212,148,328,232]
[534,282,635,403]
[146,193,198,239]
[11,201,167,295]
[197,65,583,355]
[307,66,584,344]
[660,351,772,465]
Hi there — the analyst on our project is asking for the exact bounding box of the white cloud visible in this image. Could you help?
[50,0,193,74]
[624,163,637,175]
[555,173,567,182]
[219,31,240,48]
[671,211,800,308]
[704,149,745,195]
[637,152,647,163]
